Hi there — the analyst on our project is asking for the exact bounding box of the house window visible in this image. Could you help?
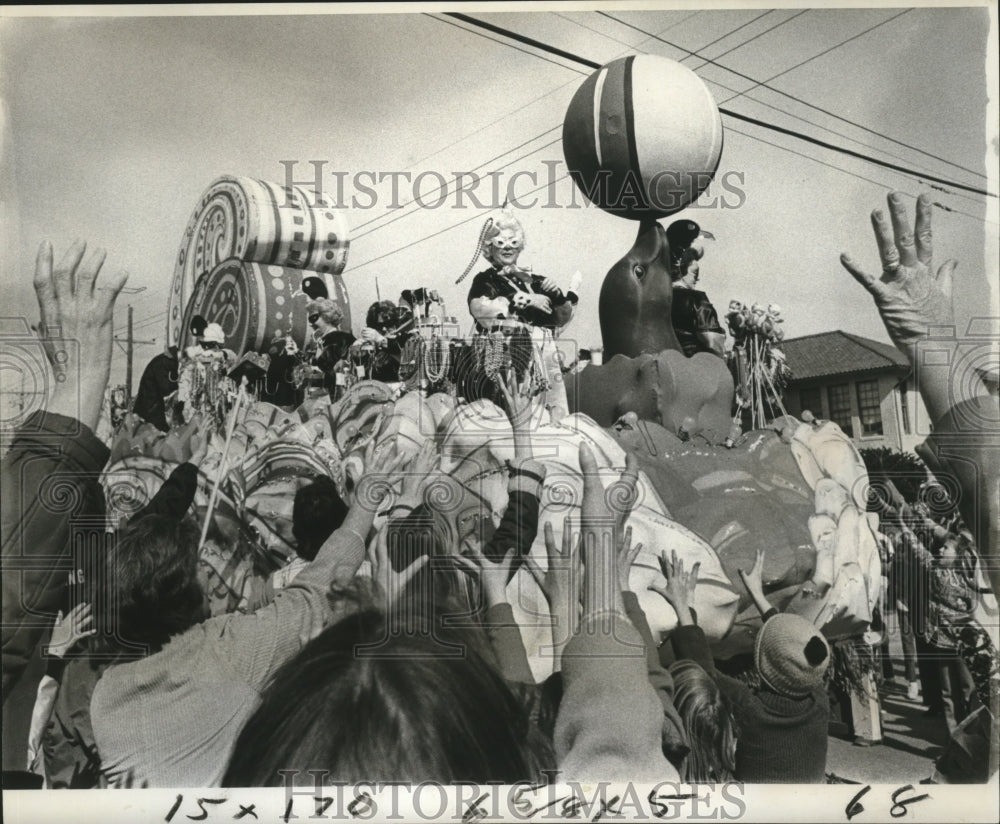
[856,379,884,436]
[799,386,823,417]
[827,383,854,436]
[899,380,911,434]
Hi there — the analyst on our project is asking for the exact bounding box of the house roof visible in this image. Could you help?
[782,330,911,382]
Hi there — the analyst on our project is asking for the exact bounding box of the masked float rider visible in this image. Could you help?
[357,299,414,383]
[464,209,581,421]
[667,219,726,359]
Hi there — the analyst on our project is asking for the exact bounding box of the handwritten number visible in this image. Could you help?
[890,785,930,818]
[846,785,871,821]
[188,798,226,821]
[166,794,183,822]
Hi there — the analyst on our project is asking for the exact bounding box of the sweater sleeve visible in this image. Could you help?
[131,462,199,523]
[42,658,103,789]
[483,458,545,566]
[213,526,366,690]
[555,614,680,783]
[483,602,534,684]
[2,411,110,698]
[621,591,689,763]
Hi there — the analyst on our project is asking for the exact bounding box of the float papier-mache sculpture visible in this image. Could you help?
[104,54,879,680]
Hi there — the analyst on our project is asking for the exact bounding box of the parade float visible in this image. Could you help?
[101,54,882,680]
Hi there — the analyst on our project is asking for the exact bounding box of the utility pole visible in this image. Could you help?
[126,305,134,408]
[114,306,156,410]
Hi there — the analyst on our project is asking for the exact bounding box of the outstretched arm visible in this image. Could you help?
[839,192,970,424]
[737,548,777,620]
[3,242,126,698]
[841,192,999,593]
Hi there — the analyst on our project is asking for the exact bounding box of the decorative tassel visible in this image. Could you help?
[455,217,493,284]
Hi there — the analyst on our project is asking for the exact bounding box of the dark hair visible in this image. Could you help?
[223,604,553,786]
[189,315,208,337]
[669,660,737,782]
[666,220,701,269]
[365,300,399,332]
[95,514,204,656]
[292,476,349,561]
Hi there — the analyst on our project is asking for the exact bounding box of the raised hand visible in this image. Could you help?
[840,192,955,352]
[738,548,777,618]
[580,443,640,533]
[648,550,700,625]
[737,548,766,597]
[356,438,410,510]
[494,366,535,435]
[45,602,95,658]
[524,518,582,618]
[186,415,212,467]
[397,438,439,508]
[615,525,642,593]
[455,544,517,608]
[578,442,640,619]
[368,526,428,606]
[33,240,129,431]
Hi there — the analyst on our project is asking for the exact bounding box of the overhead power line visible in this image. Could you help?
[129,11,706,334]
[597,10,989,185]
[554,10,985,204]
[445,13,994,199]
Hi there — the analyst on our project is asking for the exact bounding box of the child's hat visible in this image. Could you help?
[754,613,830,697]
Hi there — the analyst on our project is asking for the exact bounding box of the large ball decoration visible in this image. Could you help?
[562,54,724,220]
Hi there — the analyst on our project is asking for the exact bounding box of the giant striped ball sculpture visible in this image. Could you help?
[169,175,351,350]
[562,55,723,219]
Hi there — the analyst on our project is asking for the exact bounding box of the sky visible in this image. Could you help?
[1,2,997,391]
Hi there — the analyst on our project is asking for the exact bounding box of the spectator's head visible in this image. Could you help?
[669,660,736,782]
[754,613,830,697]
[292,476,349,562]
[306,298,344,336]
[365,300,399,333]
[97,514,206,656]
[223,606,553,785]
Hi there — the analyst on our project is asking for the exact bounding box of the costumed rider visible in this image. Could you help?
[132,316,191,431]
[306,297,356,400]
[667,219,726,358]
[175,321,238,426]
[357,299,414,383]
[461,206,582,421]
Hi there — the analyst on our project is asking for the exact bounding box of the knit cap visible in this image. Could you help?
[754,613,830,697]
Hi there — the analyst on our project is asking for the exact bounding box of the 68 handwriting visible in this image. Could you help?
[845,784,930,820]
